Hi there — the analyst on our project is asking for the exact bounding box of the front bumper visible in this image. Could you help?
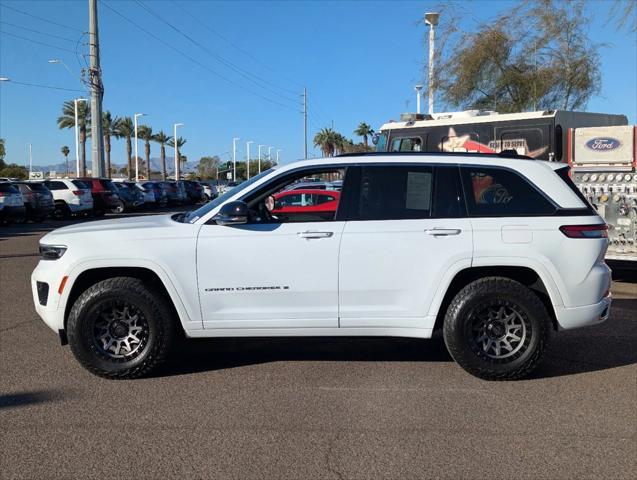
[31,261,67,333]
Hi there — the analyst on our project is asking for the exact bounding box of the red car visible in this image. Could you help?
[272,189,340,221]
[76,177,120,216]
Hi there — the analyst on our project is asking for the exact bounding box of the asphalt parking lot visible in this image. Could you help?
[1,211,635,479]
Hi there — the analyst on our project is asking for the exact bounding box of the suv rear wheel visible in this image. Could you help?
[67,277,175,379]
[443,277,549,380]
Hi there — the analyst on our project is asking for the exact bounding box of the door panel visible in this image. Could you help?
[338,218,473,328]
[197,221,345,329]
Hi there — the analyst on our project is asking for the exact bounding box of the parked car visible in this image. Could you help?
[272,189,340,222]
[0,182,26,223]
[138,181,168,207]
[199,181,218,202]
[159,181,185,204]
[32,153,611,380]
[44,179,93,219]
[76,177,120,216]
[183,180,204,204]
[11,181,55,222]
[111,182,144,213]
[284,181,341,191]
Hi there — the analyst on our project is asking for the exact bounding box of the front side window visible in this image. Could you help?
[460,166,556,216]
[350,166,434,221]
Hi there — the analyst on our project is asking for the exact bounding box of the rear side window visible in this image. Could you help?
[45,181,68,190]
[27,183,49,192]
[350,166,433,220]
[460,166,556,216]
[100,180,116,191]
[72,180,89,189]
[555,167,595,213]
[0,183,19,193]
[433,166,464,218]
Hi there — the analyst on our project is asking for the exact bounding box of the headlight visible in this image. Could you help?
[39,245,67,260]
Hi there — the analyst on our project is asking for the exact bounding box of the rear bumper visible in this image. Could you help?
[555,295,611,330]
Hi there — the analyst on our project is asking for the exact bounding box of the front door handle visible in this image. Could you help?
[297,231,334,239]
[425,228,462,236]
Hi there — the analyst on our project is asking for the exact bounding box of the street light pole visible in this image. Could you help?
[246,141,253,179]
[276,149,282,165]
[267,146,274,165]
[415,84,423,114]
[424,12,440,116]
[258,144,266,174]
[74,98,87,177]
[232,137,240,181]
[174,123,184,181]
[28,143,32,177]
[134,113,145,181]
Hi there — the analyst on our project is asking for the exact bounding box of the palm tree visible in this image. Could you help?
[167,136,186,178]
[58,100,90,176]
[102,111,115,179]
[61,146,70,175]
[313,127,341,157]
[113,116,134,179]
[354,122,374,147]
[137,125,153,180]
[153,130,172,180]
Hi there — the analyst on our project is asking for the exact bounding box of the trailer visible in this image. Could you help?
[374,110,635,262]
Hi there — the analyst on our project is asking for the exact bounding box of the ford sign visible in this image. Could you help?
[585,137,622,151]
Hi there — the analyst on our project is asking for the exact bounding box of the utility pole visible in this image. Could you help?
[424,12,440,115]
[276,149,282,165]
[303,87,307,159]
[28,143,32,177]
[88,0,105,177]
[246,141,253,179]
[134,113,145,181]
[232,137,240,181]
[258,144,266,174]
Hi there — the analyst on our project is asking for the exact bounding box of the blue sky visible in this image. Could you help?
[1,0,636,168]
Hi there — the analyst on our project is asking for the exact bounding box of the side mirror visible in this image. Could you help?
[213,201,249,226]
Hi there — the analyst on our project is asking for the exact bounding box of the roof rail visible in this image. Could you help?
[336,151,533,160]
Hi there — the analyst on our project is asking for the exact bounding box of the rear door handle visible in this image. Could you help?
[425,228,462,236]
[297,231,334,239]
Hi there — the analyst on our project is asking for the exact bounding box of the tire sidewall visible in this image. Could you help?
[444,279,548,379]
[68,282,169,377]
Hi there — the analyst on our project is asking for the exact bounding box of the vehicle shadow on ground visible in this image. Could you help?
[157,301,636,379]
[158,335,453,378]
[0,389,69,411]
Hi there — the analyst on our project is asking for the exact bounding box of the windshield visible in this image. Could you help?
[183,168,275,223]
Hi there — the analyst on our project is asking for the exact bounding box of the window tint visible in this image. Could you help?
[72,180,89,189]
[100,180,116,191]
[433,166,464,218]
[316,194,336,205]
[351,166,433,220]
[460,166,556,216]
[27,183,49,192]
[0,183,19,193]
[45,181,68,190]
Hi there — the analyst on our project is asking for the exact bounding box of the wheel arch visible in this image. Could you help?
[431,265,560,332]
[62,264,194,333]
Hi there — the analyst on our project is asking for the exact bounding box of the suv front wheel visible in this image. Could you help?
[67,277,175,379]
[443,277,550,380]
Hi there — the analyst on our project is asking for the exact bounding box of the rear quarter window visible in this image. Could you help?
[0,183,19,193]
[72,180,89,189]
[460,166,556,216]
[45,181,68,190]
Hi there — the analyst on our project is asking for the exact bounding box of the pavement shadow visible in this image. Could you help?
[532,298,637,379]
[157,335,453,378]
[0,390,68,411]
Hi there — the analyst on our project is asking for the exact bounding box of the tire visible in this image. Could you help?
[67,277,175,379]
[443,277,550,381]
[53,202,71,220]
[113,200,126,214]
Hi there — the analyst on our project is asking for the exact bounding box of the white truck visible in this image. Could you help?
[32,153,611,380]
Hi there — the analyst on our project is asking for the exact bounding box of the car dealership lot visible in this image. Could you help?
[1,214,635,479]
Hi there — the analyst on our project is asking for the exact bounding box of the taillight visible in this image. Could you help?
[560,224,608,238]
[0,192,5,197]
[72,190,82,196]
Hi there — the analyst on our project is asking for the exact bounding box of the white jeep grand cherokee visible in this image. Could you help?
[32,153,611,380]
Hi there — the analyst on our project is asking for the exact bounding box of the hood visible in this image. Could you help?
[41,214,178,244]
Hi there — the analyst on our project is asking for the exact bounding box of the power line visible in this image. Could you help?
[99,0,297,111]
[0,21,78,43]
[0,3,84,32]
[0,79,85,93]
[171,0,303,93]
[0,30,77,54]
[134,0,298,105]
